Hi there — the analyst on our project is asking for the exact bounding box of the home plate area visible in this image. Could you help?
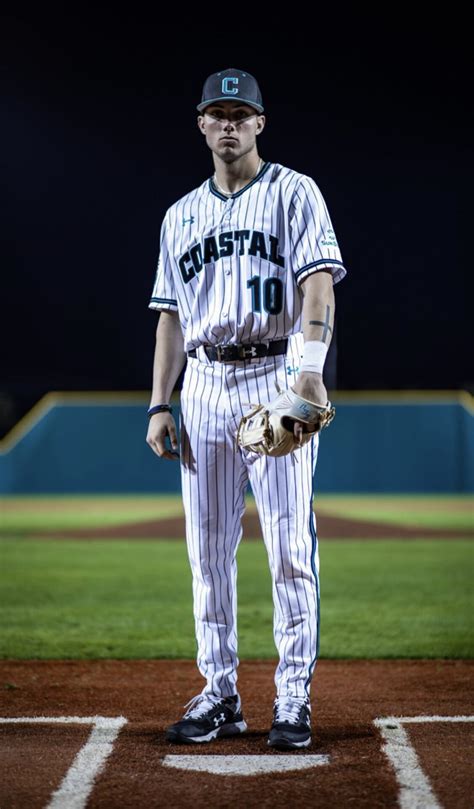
[0,660,473,808]
[162,754,330,775]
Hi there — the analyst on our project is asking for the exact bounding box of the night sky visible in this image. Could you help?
[1,11,470,435]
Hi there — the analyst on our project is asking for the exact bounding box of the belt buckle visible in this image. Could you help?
[214,343,261,361]
[215,344,227,362]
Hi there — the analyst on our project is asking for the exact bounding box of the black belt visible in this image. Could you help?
[187,339,288,362]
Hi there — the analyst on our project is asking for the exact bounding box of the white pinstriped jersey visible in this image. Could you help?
[149,161,347,349]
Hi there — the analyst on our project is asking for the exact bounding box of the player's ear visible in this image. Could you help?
[256,114,266,134]
[197,115,205,133]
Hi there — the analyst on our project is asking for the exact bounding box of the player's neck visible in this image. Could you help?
[213,154,263,195]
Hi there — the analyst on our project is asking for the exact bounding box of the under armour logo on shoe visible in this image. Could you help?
[182,216,195,226]
[213,713,226,726]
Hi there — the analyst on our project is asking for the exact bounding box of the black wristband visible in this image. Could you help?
[147,404,172,418]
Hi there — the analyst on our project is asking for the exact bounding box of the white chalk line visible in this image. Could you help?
[0,715,127,726]
[374,715,474,809]
[378,715,474,725]
[0,715,127,809]
[162,753,330,776]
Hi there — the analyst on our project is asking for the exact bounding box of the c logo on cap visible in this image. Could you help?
[222,77,239,95]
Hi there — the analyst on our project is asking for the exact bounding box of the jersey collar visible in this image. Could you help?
[209,161,272,201]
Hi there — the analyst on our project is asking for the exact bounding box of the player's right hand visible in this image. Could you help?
[146,413,180,460]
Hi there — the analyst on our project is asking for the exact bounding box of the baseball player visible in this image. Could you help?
[146,68,347,750]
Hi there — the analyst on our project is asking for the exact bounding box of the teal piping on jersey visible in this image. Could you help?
[295,259,345,282]
[198,96,264,113]
[305,437,320,695]
[150,296,178,306]
[208,160,272,201]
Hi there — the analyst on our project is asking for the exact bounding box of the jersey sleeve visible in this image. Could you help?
[148,212,179,312]
[289,176,347,286]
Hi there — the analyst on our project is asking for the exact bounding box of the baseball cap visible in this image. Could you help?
[197,68,264,114]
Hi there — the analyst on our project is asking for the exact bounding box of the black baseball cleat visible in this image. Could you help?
[165,693,247,744]
[267,696,312,750]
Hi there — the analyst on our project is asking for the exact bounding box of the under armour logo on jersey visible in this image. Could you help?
[222,77,239,95]
[286,365,300,376]
[213,713,226,726]
[182,215,195,227]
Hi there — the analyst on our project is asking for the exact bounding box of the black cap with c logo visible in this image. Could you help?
[197,68,264,114]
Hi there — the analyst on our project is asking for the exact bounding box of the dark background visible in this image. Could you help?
[1,11,471,437]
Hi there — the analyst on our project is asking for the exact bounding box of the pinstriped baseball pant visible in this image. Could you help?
[179,333,320,699]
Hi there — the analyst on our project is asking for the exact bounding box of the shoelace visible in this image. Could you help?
[183,693,228,719]
[274,697,309,725]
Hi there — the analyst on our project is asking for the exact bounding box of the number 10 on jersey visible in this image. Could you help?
[247,275,283,315]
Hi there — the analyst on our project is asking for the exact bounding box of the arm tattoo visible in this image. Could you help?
[309,305,333,343]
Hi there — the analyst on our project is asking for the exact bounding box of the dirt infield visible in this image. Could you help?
[23,511,474,540]
[1,659,473,808]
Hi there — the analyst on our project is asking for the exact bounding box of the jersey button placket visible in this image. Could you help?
[223,199,232,278]
[222,198,233,222]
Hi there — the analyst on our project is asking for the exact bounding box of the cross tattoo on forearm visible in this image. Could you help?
[309,305,333,343]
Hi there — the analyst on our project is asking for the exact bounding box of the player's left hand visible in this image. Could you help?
[235,382,335,458]
[291,372,328,443]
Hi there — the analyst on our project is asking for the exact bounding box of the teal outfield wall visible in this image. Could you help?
[0,392,473,493]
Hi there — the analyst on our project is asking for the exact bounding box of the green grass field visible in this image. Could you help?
[0,495,472,659]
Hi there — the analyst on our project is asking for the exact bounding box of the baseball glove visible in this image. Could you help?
[236,384,335,458]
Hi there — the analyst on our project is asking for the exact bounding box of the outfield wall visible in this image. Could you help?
[0,392,472,493]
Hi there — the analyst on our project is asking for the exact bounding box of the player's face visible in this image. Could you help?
[197,101,265,162]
